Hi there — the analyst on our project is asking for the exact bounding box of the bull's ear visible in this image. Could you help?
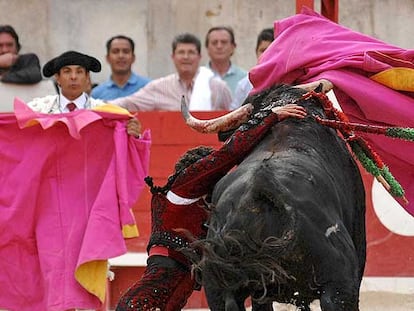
[314,83,324,93]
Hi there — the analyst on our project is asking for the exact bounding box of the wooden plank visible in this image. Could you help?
[321,0,338,22]
[296,0,314,13]
[296,0,338,23]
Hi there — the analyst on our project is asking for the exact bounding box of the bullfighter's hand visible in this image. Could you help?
[127,117,142,137]
[294,79,333,93]
[272,104,307,121]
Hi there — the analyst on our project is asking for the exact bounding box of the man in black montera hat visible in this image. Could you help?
[26,50,141,136]
[27,50,103,113]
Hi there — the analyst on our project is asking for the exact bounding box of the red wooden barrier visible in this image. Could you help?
[108,111,414,309]
[296,0,338,22]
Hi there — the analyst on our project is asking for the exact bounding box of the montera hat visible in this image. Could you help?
[43,50,101,77]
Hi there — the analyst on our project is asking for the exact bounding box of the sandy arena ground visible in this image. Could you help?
[269,291,414,311]
[188,291,414,311]
[1,292,411,310]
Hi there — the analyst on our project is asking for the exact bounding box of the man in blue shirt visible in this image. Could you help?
[91,35,150,100]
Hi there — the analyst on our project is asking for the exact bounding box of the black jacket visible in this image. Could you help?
[0,53,42,84]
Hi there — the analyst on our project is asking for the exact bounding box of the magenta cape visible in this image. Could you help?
[250,8,414,216]
[0,99,151,311]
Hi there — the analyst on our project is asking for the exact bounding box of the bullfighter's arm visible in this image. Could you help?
[172,104,306,199]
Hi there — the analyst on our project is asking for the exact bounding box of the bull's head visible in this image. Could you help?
[181,80,333,138]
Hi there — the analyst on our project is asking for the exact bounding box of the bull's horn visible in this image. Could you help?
[294,79,333,93]
[181,96,253,133]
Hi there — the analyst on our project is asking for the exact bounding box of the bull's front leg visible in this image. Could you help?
[251,300,273,311]
[204,285,226,311]
[205,286,250,311]
[319,285,360,311]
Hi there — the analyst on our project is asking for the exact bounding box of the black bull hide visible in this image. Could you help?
[195,85,366,311]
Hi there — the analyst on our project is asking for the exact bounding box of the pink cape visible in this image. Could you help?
[250,7,414,216]
[0,99,151,311]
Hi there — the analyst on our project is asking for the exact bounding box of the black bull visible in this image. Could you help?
[194,85,366,311]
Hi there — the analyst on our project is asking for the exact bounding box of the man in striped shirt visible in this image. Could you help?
[111,33,232,111]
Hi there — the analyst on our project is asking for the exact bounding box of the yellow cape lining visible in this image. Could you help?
[92,103,133,116]
[75,221,139,302]
[370,67,414,91]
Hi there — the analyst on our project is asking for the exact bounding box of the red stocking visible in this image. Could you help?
[115,256,194,311]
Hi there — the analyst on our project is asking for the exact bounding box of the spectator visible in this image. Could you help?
[115,103,307,311]
[205,26,247,96]
[91,35,150,100]
[111,32,231,111]
[0,24,42,84]
[230,27,274,109]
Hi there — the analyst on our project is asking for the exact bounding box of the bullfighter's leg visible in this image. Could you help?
[115,255,194,311]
